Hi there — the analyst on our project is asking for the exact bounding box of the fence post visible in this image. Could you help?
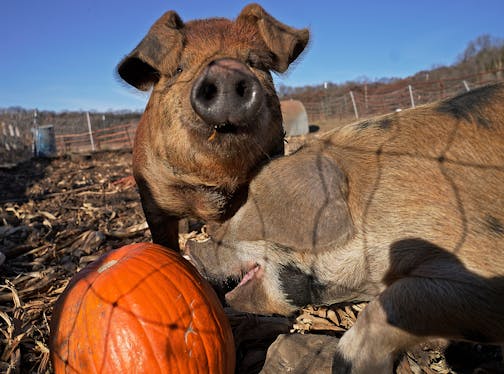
[349,91,359,119]
[86,112,96,152]
[32,109,38,155]
[439,80,445,99]
[125,125,133,148]
[408,85,415,109]
[323,81,329,120]
[364,84,368,113]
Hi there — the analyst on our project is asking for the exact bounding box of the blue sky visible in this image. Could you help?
[2,0,503,112]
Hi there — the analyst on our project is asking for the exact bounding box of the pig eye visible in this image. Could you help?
[246,54,263,70]
[246,52,269,71]
[171,65,184,78]
[246,57,257,68]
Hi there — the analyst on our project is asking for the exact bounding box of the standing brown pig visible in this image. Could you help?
[187,83,504,373]
[117,4,309,249]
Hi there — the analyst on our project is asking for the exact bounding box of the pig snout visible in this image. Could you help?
[190,58,264,129]
[186,238,302,316]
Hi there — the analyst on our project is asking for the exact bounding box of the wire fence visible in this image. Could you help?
[0,111,139,166]
[303,69,504,124]
[1,69,503,166]
[56,122,137,154]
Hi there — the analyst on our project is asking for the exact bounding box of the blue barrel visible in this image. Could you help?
[35,125,57,157]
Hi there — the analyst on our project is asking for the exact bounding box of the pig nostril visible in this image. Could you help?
[200,83,217,102]
[236,80,247,98]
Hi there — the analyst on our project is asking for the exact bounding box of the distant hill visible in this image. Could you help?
[277,34,504,103]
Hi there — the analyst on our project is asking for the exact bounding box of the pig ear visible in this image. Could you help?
[117,11,184,91]
[237,4,309,73]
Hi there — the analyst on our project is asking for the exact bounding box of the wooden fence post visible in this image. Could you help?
[125,125,133,148]
[349,91,359,119]
[86,112,96,152]
[408,85,415,108]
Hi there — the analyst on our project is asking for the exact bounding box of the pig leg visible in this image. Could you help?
[337,277,503,373]
[137,184,180,250]
[145,209,180,251]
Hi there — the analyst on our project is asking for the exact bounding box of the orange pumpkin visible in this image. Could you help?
[50,242,235,373]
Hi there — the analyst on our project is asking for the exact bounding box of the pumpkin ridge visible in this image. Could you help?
[110,246,206,372]
[50,280,85,369]
[159,247,231,371]
[55,277,102,373]
[193,285,231,370]
[195,286,233,371]
[179,281,219,369]
[167,258,232,368]
[112,302,166,373]
[119,260,188,373]
[181,258,235,371]
[155,259,209,371]
[96,302,119,372]
[173,266,233,371]
[159,257,217,369]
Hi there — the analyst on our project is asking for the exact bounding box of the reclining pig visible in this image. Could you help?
[118,4,309,250]
[187,83,504,372]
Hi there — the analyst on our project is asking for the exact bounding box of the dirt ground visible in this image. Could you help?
[0,149,502,373]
